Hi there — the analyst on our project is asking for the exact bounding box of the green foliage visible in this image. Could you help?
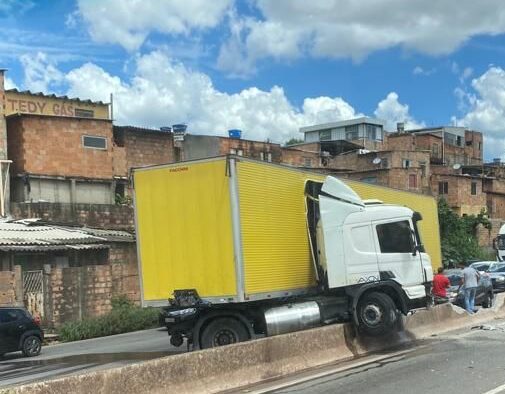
[111,294,134,310]
[59,300,160,342]
[285,138,304,146]
[115,193,133,206]
[438,198,491,267]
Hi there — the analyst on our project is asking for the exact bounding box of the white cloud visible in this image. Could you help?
[4,76,18,90]
[75,0,232,52]
[454,67,505,160]
[63,50,360,142]
[19,52,63,92]
[413,66,435,76]
[219,0,505,75]
[374,92,425,131]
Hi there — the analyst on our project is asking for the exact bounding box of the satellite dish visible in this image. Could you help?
[372,157,382,165]
[453,163,461,170]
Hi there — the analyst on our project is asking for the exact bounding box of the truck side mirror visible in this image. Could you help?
[412,244,421,256]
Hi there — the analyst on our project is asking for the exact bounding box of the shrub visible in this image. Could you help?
[59,301,160,342]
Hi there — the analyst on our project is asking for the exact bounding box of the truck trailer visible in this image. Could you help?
[132,156,438,349]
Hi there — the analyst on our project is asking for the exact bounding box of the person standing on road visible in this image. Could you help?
[432,267,450,303]
[459,263,480,313]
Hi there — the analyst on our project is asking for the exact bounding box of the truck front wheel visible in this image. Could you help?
[357,292,397,336]
[200,317,249,349]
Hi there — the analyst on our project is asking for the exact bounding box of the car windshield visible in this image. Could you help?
[447,274,462,286]
[489,264,505,273]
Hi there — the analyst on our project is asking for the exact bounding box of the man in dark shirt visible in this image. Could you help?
[432,267,450,302]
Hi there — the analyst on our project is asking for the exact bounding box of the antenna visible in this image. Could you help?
[372,157,382,165]
[453,163,461,170]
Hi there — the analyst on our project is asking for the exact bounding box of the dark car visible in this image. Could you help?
[0,307,43,357]
[488,263,505,292]
[445,269,494,309]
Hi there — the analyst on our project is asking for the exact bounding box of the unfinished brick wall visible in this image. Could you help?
[477,219,504,248]
[47,262,140,328]
[281,143,321,167]
[0,266,22,306]
[10,202,134,230]
[122,128,174,170]
[7,115,114,179]
[432,175,486,215]
[218,138,282,163]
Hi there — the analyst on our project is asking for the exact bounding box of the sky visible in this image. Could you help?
[2,0,505,160]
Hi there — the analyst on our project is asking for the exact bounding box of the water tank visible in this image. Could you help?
[228,129,242,139]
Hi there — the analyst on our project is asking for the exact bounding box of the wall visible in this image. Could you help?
[431,174,486,215]
[46,262,140,327]
[0,266,22,306]
[113,127,174,176]
[182,135,221,160]
[281,143,321,167]
[7,115,114,179]
[477,218,504,248]
[217,137,282,162]
[0,71,7,160]
[10,202,134,230]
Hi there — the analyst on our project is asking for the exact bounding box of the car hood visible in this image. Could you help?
[488,272,505,279]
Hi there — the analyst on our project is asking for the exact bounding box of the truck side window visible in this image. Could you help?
[376,220,413,253]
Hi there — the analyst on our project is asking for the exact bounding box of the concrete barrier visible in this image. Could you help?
[6,293,505,394]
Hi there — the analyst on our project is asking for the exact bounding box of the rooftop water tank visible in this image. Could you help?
[228,129,242,139]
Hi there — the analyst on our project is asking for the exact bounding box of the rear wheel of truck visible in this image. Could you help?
[357,292,397,336]
[200,317,249,349]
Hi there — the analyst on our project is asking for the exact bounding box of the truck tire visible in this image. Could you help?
[357,292,397,336]
[200,317,249,349]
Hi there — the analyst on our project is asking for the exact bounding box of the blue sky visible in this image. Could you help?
[2,0,505,160]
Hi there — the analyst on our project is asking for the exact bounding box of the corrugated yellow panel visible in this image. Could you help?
[134,159,237,302]
[344,180,442,270]
[237,161,321,294]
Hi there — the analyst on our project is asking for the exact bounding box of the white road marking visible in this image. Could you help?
[482,383,505,394]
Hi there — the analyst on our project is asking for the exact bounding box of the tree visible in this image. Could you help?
[437,198,491,267]
[285,138,303,146]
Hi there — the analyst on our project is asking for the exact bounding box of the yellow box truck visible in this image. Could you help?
[133,156,439,349]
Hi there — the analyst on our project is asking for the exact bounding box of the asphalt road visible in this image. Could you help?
[247,319,505,394]
[0,327,184,388]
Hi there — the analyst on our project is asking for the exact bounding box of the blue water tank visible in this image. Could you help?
[228,129,242,139]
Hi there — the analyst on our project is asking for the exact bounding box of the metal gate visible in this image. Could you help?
[23,270,44,318]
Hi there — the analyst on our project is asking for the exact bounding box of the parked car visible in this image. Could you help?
[487,263,505,292]
[469,261,500,273]
[0,307,43,357]
[444,269,494,309]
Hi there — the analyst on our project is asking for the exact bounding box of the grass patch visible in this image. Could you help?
[59,296,160,342]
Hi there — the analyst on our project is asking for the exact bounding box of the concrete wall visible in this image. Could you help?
[10,202,134,230]
[181,135,221,160]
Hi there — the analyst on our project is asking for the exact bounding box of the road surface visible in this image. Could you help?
[241,319,505,394]
[0,327,184,388]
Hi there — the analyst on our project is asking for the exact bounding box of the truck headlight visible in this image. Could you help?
[167,308,197,317]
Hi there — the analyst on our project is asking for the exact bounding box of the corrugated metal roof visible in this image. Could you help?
[0,244,109,252]
[5,88,107,105]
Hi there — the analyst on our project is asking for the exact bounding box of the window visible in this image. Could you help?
[478,142,482,151]
[438,181,448,194]
[376,220,414,253]
[456,136,462,146]
[381,158,389,169]
[365,124,377,140]
[260,152,264,161]
[0,309,24,323]
[304,157,312,167]
[471,181,477,195]
[82,135,107,150]
[432,143,440,157]
[419,161,427,177]
[409,174,417,189]
[319,130,332,141]
[267,152,272,162]
[237,149,243,156]
[75,108,94,118]
[345,125,359,140]
[230,148,236,155]
[402,159,411,169]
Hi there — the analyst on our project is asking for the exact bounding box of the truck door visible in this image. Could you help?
[373,219,424,289]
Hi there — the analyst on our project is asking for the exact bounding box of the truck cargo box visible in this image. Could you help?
[133,156,441,306]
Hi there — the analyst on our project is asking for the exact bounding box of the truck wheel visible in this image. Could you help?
[357,292,397,336]
[200,317,249,349]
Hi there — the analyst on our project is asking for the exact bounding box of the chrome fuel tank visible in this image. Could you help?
[264,301,321,336]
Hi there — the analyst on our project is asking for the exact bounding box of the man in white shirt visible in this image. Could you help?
[460,263,480,313]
